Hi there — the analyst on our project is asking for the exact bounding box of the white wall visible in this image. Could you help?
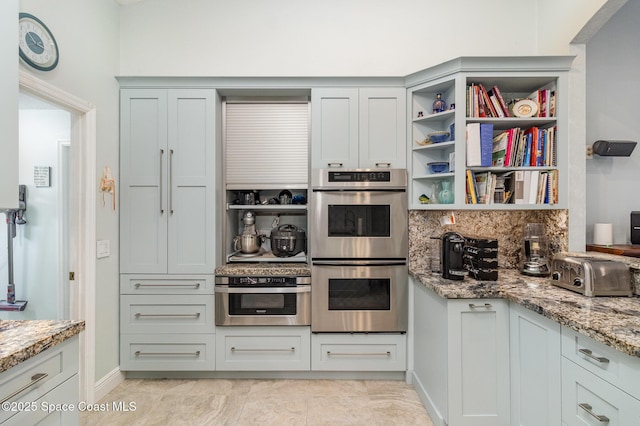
[0,107,70,320]
[19,0,121,382]
[118,0,604,77]
[586,0,640,244]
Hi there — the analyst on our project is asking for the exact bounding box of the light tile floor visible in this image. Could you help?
[80,378,434,425]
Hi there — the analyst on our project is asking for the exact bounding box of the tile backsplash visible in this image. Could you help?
[409,209,569,272]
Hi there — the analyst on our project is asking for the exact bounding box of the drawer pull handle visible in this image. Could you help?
[134,282,201,288]
[327,351,391,357]
[230,347,295,353]
[159,149,164,214]
[135,351,200,357]
[578,403,610,423]
[578,348,610,364]
[135,313,201,318]
[375,162,391,168]
[0,373,49,404]
[327,162,343,168]
[468,303,492,309]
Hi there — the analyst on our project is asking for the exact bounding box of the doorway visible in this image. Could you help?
[18,71,97,403]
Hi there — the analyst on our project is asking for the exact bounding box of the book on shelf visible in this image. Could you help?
[492,131,508,166]
[466,169,478,204]
[491,85,511,117]
[466,123,482,166]
[514,170,525,204]
[479,84,500,118]
[480,123,494,167]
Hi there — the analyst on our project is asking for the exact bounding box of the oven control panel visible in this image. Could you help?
[215,276,311,286]
[328,171,391,182]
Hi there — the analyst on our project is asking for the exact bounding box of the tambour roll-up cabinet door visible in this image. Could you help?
[225,100,309,188]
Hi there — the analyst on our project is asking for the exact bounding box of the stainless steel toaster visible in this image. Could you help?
[550,255,633,297]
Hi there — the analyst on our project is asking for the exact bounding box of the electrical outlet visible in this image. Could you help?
[586,145,594,159]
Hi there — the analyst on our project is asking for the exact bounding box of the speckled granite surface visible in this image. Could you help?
[409,209,568,271]
[0,320,85,373]
[410,267,640,358]
[215,263,311,276]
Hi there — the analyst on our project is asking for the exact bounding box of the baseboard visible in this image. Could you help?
[94,367,125,402]
[411,371,446,426]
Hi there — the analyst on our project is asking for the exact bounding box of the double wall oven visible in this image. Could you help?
[310,169,408,333]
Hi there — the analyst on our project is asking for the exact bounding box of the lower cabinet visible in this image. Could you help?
[561,357,640,425]
[119,274,215,371]
[561,326,640,426]
[0,337,79,426]
[215,326,311,371]
[412,281,510,426]
[311,333,407,371]
[509,303,562,426]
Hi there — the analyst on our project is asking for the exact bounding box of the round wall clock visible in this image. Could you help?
[18,13,59,71]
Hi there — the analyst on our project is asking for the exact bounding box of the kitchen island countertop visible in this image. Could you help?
[410,267,640,358]
[0,320,85,374]
[215,263,311,276]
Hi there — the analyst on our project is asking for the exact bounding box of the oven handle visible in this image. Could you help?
[312,260,406,267]
[215,285,311,294]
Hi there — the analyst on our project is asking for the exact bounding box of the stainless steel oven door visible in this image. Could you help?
[311,261,407,333]
[215,285,311,326]
[310,190,407,259]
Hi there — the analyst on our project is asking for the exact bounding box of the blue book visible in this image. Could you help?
[480,123,494,167]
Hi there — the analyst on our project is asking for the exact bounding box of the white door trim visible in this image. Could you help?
[19,70,97,404]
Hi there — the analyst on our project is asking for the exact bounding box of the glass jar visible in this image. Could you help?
[432,93,447,113]
[438,180,454,204]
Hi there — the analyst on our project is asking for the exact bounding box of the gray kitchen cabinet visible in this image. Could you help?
[509,303,562,426]
[215,326,311,371]
[412,280,510,426]
[0,336,79,426]
[311,333,406,372]
[561,325,640,426]
[120,88,216,274]
[119,274,215,371]
[311,87,406,169]
[0,1,18,210]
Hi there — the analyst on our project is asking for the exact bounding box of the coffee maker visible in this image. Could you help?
[441,232,466,280]
[520,223,550,276]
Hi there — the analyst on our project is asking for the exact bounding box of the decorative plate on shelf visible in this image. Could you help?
[510,99,539,118]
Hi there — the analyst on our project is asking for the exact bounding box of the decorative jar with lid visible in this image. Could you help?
[432,93,447,113]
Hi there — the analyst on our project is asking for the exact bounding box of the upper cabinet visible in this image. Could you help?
[120,88,216,274]
[311,87,406,169]
[407,56,573,210]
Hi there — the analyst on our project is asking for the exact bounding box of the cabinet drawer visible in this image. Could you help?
[561,357,640,426]
[2,375,79,426]
[561,326,640,398]
[120,333,215,371]
[120,274,214,294]
[311,333,406,371]
[215,326,310,371]
[0,337,78,424]
[120,295,214,334]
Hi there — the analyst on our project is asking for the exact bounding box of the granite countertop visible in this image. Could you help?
[410,267,640,358]
[0,320,85,374]
[215,263,311,276]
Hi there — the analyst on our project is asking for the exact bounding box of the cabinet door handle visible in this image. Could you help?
[169,149,174,214]
[578,403,610,423]
[134,282,201,289]
[230,347,295,353]
[0,372,49,404]
[468,303,492,309]
[327,351,391,357]
[375,162,391,168]
[134,313,201,319]
[135,351,200,357]
[159,149,164,214]
[327,162,343,168]
[578,348,610,364]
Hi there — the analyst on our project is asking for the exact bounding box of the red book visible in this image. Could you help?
[492,86,511,117]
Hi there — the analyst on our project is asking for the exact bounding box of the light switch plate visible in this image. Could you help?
[97,239,110,258]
